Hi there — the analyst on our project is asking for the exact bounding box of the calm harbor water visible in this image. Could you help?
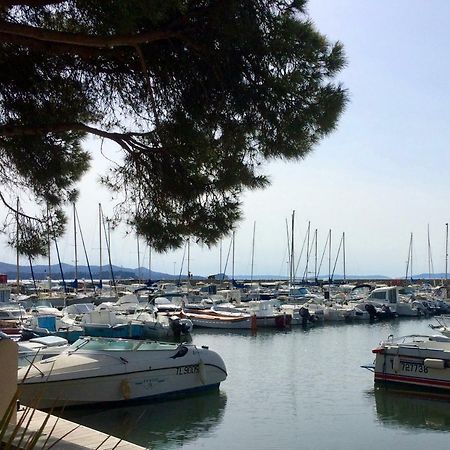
[61,319,450,449]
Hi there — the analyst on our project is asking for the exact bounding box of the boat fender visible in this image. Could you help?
[392,356,400,372]
[120,379,131,400]
[424,358,445,369]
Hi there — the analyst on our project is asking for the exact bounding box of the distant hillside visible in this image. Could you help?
[0,261,177,281]
[0,261,421,282]
[233,274,391,281]
[409,273,449,281]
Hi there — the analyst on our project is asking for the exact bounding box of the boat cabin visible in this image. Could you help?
[367,286,398,306]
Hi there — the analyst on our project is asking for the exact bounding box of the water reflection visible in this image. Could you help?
[371,386,450,431]
[60,390,227,449]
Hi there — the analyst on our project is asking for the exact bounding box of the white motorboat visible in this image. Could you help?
[183,303,291,329]
[364,334,450,391]
[18,336,227,409]
[182,309,254,329]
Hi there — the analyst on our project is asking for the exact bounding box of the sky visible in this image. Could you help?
[3,0,450,278]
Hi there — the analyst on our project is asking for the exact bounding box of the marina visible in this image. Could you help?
[56,319,450,450]
[4,277,450,448]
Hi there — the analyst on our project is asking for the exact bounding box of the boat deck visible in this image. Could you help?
[4,407,146,450]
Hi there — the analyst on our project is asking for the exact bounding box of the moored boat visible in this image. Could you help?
[364,334,450,391]
[18,336,227,409]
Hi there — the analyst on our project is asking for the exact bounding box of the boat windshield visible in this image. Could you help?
[70,338,140,352]
[69,338,180,352]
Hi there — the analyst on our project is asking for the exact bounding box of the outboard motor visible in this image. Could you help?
[364,303,377,321]
[170,317,193,339]
[299,307,312,327]
[381,305,396,320]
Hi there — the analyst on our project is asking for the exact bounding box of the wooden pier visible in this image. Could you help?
[4,407,147,450]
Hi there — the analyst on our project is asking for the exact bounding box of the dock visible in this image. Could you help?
[4,407,147,450]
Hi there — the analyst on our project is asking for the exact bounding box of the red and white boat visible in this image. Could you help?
[364,334,450,391]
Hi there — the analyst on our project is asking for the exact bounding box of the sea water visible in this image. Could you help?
[61,318,450,449]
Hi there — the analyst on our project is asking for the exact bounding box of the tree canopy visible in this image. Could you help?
[0,0,347,255]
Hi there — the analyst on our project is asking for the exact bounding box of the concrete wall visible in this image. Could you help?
[0,339,18,424]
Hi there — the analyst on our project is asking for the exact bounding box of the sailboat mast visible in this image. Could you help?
[219,239,222,277]
[314,229,318,282]
[291,211,295,285]
[305,221,310,282]
[187,238,191,280]
[427,224,432,281]
[250,221,256,282]
[47,205,51,288]
[328,229,332,284]
[99,203,102,290]
[232,231,235,283]
[16,197,20,294]
[405,232,412,281]
[343,232,346,282]
[73,203,78,291]
[446,223,448,282]
[137,234,141,284]
[148,245,152,282]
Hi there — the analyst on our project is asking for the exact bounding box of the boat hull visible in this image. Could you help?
[19,362,226,409]
[185,312,291,329]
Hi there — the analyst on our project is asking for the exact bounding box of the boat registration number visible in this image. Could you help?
[176,364,199,375]
[396,360,428,374]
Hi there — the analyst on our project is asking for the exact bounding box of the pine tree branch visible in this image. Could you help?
[0,191,43,222]
[0,0,64,6]
[0,20,182,49]
[0,122,160,153]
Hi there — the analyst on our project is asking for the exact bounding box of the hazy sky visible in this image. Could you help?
[3,0,450,278]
